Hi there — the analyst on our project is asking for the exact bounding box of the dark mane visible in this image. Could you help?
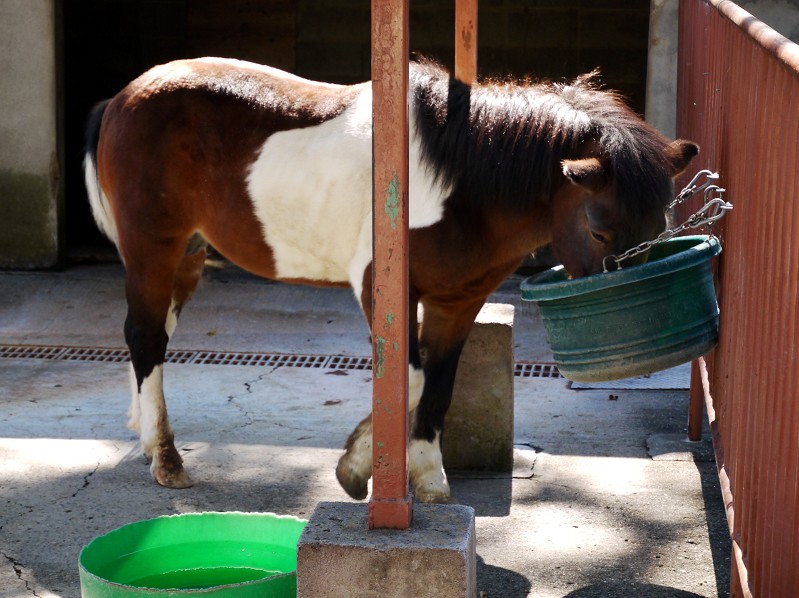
[410,61,675,225]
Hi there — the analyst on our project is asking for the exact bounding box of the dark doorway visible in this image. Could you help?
[62,0,298,258]
[62,1,650,259]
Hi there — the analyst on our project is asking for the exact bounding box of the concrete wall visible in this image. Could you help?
[738,0,799,42]
[645,0,799,139]
[0,0,61,268]
[646,0,679,138]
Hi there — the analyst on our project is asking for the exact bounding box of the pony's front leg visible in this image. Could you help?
[408,299,485,503]
[335,365,425,500]
[408,351,461,503]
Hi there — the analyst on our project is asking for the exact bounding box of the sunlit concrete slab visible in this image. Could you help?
[0,266,728,598]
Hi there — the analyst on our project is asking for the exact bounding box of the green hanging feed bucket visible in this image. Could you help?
[79,512,307,598]
[520,235,722,383]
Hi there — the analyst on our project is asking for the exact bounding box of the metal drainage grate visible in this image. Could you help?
[514,361,562,378]
[0,344,561,378]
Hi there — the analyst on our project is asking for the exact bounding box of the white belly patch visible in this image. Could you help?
[246,86,449,303]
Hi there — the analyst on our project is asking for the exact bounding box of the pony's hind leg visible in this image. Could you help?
[166,235,207,339]
[124,235,206,489]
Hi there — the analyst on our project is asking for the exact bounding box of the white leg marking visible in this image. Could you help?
[337,364,426,499]
[348,364,423,475]
[127,365,141,433]
[135,364,191,488]
[409,431,451,503]
[137,364,170,460]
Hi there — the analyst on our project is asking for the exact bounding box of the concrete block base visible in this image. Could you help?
[443,302,515,472]
[297,502,477,598]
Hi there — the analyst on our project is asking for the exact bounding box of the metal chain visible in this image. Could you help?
[602,170,733,272]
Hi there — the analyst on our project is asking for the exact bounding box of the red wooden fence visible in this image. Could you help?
[677,1,799,595]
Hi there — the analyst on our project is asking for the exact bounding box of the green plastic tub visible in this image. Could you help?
[520,236,721,382]
[79,512,307,597]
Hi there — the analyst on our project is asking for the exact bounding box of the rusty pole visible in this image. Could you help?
[455,0,478,83]
[368,0,412,530]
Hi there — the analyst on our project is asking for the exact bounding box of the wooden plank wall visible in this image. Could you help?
[677,1,799,595]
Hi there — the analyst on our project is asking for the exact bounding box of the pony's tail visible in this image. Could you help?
[83,100,120,248]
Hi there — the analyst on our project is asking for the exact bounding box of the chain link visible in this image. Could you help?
[602,170,733,272]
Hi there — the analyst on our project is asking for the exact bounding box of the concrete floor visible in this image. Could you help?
[0,263,730,597]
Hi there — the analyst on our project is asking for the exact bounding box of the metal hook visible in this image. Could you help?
[703,184,725,202]
[607,170,731,271]
[687,193,733,228]
[602,254,621,273]
[673,170,720,205]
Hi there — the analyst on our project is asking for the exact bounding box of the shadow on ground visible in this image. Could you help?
[564,582,707,597]
[478,554,532,597]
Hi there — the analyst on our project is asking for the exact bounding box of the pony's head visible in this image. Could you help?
[410,62,699,278]
[550,129,698,278]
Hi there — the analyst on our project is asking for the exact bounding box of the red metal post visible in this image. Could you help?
[368,0,413,530]
[687,362,704,441]
[455,0,478,83]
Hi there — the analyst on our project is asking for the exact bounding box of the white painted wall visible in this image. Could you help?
[0,0,60,268]
[0,0,57,175]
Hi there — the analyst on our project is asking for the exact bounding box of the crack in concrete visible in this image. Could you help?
[266,419,316,434]
[2,551,40,597]
[71,462,100,498]
[224,372,320,437]
[225,372,271,429]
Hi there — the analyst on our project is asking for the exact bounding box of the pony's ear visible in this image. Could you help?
[562,157,610,194]
[665,140,699,176]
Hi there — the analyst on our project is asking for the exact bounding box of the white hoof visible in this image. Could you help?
[336,416,373,500]
[409,434,451,503]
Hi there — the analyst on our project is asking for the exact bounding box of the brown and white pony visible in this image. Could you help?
[84,57,697,503]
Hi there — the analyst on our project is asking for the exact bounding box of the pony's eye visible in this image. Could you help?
[591,230,611,245]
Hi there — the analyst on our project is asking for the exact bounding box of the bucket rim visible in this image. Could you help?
[520,235,721,302]
[79,511,308,595]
